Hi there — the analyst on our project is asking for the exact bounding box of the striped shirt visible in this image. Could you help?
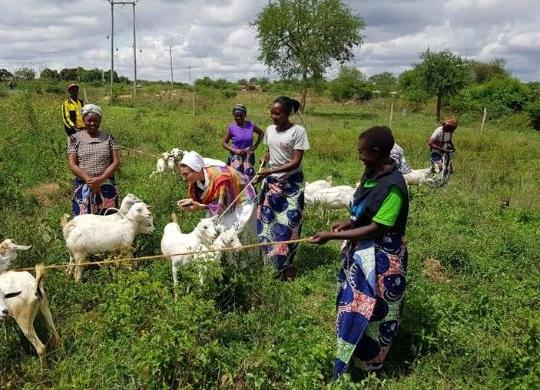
[67,131,118,177]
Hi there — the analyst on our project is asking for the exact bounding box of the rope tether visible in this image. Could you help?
[14,238,310,272]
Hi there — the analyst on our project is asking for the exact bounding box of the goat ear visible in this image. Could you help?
[4,291,22,299]
[15,245,31,251]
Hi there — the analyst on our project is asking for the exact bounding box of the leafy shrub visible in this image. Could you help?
[221,88,237,99]
[526,99,540,130]
[452,77,532,117]
[329,66,372,102]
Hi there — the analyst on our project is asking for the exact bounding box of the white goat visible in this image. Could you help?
[149,152,171,178]
[305,185,355,212]
[193,227,242,284]
[305,176,333,193]
[170,148,184,162]
[0,264,61,369]
[161,214,218,298]
[0,239,31,273]
[403,168,432,186]
[63,194,142,225]
[62,202,155,282]
[0,289,21,320]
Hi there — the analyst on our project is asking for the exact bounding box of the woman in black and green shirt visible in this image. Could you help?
[309,126,409,379]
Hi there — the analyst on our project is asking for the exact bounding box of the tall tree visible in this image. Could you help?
[40,68,60,80]
[467,58,508,84]
[253,0,364,111]
[368,72,398,96]
[415,49,471,121]
[0,69,13,81]
[14,67,35,81]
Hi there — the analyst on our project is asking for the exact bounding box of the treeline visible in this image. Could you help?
[1,51,539,129]
[0,67,129,84]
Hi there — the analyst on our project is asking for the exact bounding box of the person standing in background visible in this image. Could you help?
[62,83,84,136]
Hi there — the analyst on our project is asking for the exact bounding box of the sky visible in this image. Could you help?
[0,0,538,83]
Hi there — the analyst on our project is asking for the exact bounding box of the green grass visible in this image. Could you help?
[0,88,539,389]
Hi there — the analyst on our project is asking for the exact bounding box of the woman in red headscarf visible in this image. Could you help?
[428,118,458,173]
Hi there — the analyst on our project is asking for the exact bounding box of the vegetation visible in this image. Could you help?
[253,0,364,111]
[329,66,372,102]
[0,82,538,388]
[411,49,471,121]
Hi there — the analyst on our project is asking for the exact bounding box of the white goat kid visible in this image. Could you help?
[0,239,31,273]
[62,202,155,282]
[161,214,218,298]
[305,176,333,193]
[193,226,242,283]
[403,168,432,186]
[305,185,355,211]
[0,289,21,320]
[0,264,61,369]
[149,152,171,178]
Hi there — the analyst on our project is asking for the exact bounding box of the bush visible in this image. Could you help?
[329,66,372,102]
[452,77,532,118]
[526,99,540,130]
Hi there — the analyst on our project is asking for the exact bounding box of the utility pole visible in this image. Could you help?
[108,1,138,100]
[132,1,137,98]
[169,46,174,93]
[109,0,114,100]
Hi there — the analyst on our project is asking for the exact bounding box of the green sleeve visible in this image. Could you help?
[372,185,405,227]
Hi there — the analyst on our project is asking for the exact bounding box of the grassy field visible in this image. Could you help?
[0,87,539,389]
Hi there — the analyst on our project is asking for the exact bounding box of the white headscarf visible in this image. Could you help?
[180,151,226,172]
[81,103,103,118]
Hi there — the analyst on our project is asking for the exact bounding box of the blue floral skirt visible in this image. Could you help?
[334,233,408,378]
[256,171,304,272]
[72,178,118,216]
[228,152,256,180]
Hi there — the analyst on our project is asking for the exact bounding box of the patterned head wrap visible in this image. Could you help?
[442,118,458,130]
[81,104,103,118]
[232,104,247,115]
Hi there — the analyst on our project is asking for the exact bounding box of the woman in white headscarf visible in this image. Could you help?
[176,151,256,233]
[67,104,120,215]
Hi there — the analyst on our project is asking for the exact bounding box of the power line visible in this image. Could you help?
[107,1,139,99]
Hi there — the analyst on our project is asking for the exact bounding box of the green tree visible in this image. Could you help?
[368,72,398,96]
[329,66,371,102]
[253,0,364,111]
[14,67,35,80]
[60,67,78,81]
[398,68,430,103]
[455,77,531,117]
[0,68,13,81]
[415,49,471,121]
[40,68,60,80]
[467,58,508,84]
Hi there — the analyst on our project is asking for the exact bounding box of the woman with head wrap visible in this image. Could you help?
[254,96,309,280]
[176,151,256,233]
[222,104,264,180]
[428,118,458,173]
[67,104,120,215]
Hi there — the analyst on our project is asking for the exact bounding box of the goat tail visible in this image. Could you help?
[171,212,178,224]
[35,263,46,299]
[60,213,70,228]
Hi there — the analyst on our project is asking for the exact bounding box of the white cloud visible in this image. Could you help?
[0,0,538,82]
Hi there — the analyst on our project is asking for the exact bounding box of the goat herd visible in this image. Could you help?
[0,147,438,369]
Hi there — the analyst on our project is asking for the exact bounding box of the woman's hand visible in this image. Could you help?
[331,220,351,232]
[177,198,207,212]
[253,168,272,184]
[235,149,247,157]
[308,231,332,245]
[86,177,103,194]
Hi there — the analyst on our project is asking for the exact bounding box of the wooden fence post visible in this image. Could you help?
[480,108,487,131]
